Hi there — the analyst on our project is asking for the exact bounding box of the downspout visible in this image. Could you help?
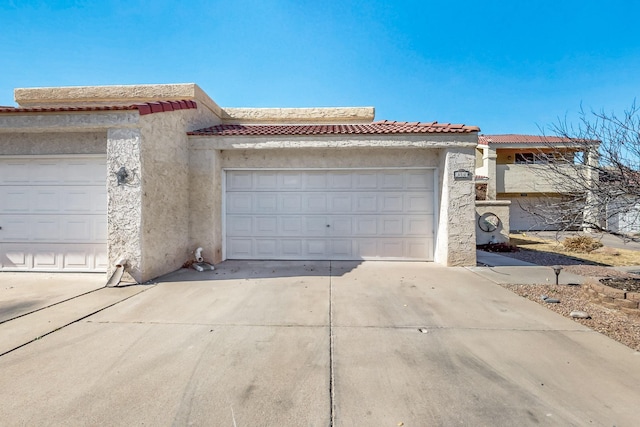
[106,258,128,287]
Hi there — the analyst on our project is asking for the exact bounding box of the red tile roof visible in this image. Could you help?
[188,120,480,136]
[478,134,574,145]
[0,100,197,116]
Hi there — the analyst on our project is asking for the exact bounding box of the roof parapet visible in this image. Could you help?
[14,83,223,118]
[220,107,375,125]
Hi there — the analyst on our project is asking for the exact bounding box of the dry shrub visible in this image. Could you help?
[562,235,603,253]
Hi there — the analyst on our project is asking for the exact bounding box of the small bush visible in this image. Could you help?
[477,243,518,252]
[562,235,603,253]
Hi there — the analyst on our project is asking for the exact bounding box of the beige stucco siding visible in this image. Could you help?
[187,140,478,268]
[188,147,222,263]
[0,132,106,155]
[219,147,440,169]
[137,111,192,281]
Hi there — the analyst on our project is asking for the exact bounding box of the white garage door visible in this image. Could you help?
[508,196,561,231]
[225,169,436,260]
[0,156,108,272]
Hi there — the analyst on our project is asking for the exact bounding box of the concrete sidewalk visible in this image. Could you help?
[0,261,639,425]
[474,249,587,285]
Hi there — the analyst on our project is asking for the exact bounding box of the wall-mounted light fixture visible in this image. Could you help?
[116,166,129,186]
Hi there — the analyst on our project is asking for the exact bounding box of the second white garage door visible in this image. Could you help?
[225,169,436,260]
[0,156,107,272]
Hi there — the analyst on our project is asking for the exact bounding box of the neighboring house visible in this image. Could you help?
[476,134,598,231]
[0,83,480,282]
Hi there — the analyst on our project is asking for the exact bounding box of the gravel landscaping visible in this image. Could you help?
[501,283,640,352]
[490,248,640,352]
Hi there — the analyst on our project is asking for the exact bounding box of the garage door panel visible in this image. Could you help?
[34,189,60,212]
[355,194,377,212]
[1,245,31,268]
[279,194,302,212]
[0,216,30,240]
[280,172,303,189]
[228,238,252,257]
[225,169,436,261]
[305,239,327,257]
[64,160,107,184]
[355,217,378,235]
[354,172,378,189]
[227,216,252,236]
[255,239,277,257]
[407,171,434,190]
[227,171,253,190]
[329,217,352,235]
[407,216,433,235]
[0,188,29,212]
[305,172,328,189]
[2,186,106,214]
[381,171,404,189]
[381,217,403,235]
[406,193,432,213]
[252,216,277,236]
[1,243,109,271]
[0,157,107,272]
[304,194,327,212]
[330,173,352,189]
[378,194,403,212]
[255,194,277,212]
[281,239,302,256]
[254,171,277,189]
[0,161,30,184]
[330,240,352,257]
[304,216,328,235]
[329,194,352,212]
[227,193,253,213]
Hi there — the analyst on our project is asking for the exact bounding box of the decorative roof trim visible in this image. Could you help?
[189,120,480,136]
[0,100,197,116]
[478,134,579,146]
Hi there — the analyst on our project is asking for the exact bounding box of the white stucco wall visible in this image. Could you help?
[475,201,511,245]
[107,128,143,282]
[435,147,476,266]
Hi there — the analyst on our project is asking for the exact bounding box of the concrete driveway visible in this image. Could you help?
[0,261,639,426]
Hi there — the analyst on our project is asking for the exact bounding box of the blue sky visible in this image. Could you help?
[1,0,639,134]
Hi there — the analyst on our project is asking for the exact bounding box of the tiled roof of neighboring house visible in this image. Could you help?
[188,120,480,136]
[0,100,197,116]
[478,134,574,145]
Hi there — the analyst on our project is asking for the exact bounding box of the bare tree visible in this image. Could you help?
[523,102,640,238]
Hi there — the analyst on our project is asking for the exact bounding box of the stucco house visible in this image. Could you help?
[475,134,599,232]
[0,83,480,282]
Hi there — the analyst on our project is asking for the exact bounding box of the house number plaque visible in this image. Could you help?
[453,169,472,181]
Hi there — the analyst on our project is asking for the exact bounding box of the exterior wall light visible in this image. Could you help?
[116,166,129,186]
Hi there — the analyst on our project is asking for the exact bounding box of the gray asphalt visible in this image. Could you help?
[1,261,639,426]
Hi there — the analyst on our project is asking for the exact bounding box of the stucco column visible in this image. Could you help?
[583,146,600,231]
[435,147,476,266]
[484,146,497,200]
[107,128,143,283]
[188,145,223,263]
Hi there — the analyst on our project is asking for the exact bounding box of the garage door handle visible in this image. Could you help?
[326,224,330,227]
